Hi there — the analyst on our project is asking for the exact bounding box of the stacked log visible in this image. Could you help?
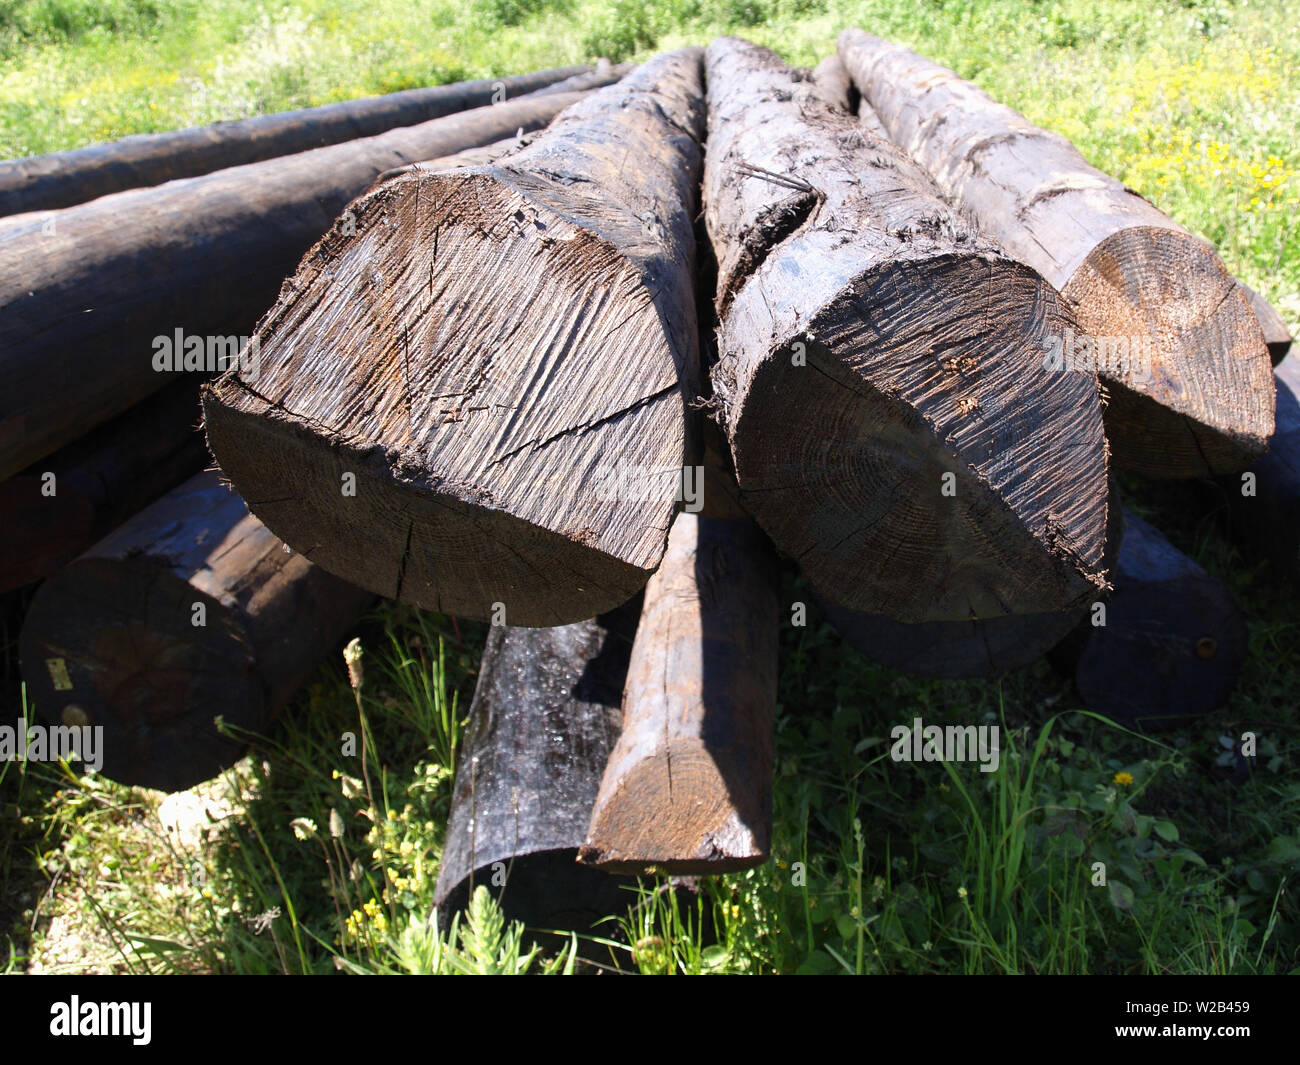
[0,87,596,480]
[702,37,1110,623]
[0,381,207,593]
[0,64,606,217]
[18,470,373,791]
[838,29,1275,479]
[202,48,707,627]
[433,600,641,940]
[580,448,780,873]
[1050,509,1247,728]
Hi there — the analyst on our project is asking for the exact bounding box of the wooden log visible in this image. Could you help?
[0,89,593,482]
[0,65,597,218]
[433,599,640,940]
[17,470,373,792]
[526,60,635,96]
[809,56,856,113]
[0,380,207,593]
[817,480,1125,677]
[1049,507,1247,728]
[203,48,707,627]
[838,29,1275,479]
[702,37,1110,623]
[1223,354,1300,578]
[579,448,780,873]
[1239,281,1292,365]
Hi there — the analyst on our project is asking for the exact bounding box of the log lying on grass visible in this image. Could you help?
[204,48,706,627]
[838,29,1275,479]
[1049,508,1247,728]
[1223,354,1300,578]
[18,470,373,792]
[702,37,1110,623]
[433,599,641,941]
[0,88,594,481]
[580,451,780,873]
[0,380,208,593]
[0,64,598,218]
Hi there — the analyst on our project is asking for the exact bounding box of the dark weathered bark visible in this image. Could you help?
[0,65,598,217]
[433,600,640,940]
[0,89,592,481]
[1239,281,1292,365]
[809,55,856,113]
[526,60,635,97]
[1223,354,1300,578]
[1049,508,1247,728]
[18,470,373,791]
[703,37,1110,623]
[819,476,1125,677]
[0,380,207,593]
[579,451,779,874]
[204,49,706,627]
[838,29,1275,479]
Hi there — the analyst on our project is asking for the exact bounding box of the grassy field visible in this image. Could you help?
[2,0,1299,974]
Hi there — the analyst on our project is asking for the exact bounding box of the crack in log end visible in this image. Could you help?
[716,189,819,318]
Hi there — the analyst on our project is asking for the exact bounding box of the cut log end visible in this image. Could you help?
[724,251,1110,620]
[19,558,264,792]
[204,166,694,626]
[1065,226,1274,477]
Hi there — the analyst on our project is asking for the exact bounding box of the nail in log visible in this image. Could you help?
[0,88,595,481]
[18,470,373,792]
[203,49,706,627]
[0,64,607,217]
[838,29,1275,478]
[580,453,780,874]
[1049,508,1247,728]
[703,37,1110,623]
[433,600,640,941]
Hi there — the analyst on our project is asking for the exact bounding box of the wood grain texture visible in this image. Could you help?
[1050,507,1247,728]
[0,89,592,481]
[818,480,1124,677]
[839,29,1274,479]
[0,380,207,593]
[580,454,780,874]
[0,65,598,217]
[703,37,1110,624]
[18,470,372,791]
[1239,281,1292,365]
[204,48,707,627]
[433,601,639,940]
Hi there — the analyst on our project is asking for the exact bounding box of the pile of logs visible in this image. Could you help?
[3,33,1294,930]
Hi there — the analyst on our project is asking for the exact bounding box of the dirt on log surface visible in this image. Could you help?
[838,29,1274,479]
[702,37,1110,624]
[203,49,707,627]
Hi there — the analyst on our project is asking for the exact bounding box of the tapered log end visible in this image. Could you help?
[725,249,1111,621]
[19,558,264,791]
[1066,227,1275,478]
[203,164,697,626]
[580,738,770,874]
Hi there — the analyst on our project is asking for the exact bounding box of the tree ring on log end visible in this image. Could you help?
[1064,225,1274,478]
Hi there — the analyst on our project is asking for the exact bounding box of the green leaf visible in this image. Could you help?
[1153,820,1179,842]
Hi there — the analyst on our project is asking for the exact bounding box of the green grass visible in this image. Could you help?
[2,0,1299,974]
